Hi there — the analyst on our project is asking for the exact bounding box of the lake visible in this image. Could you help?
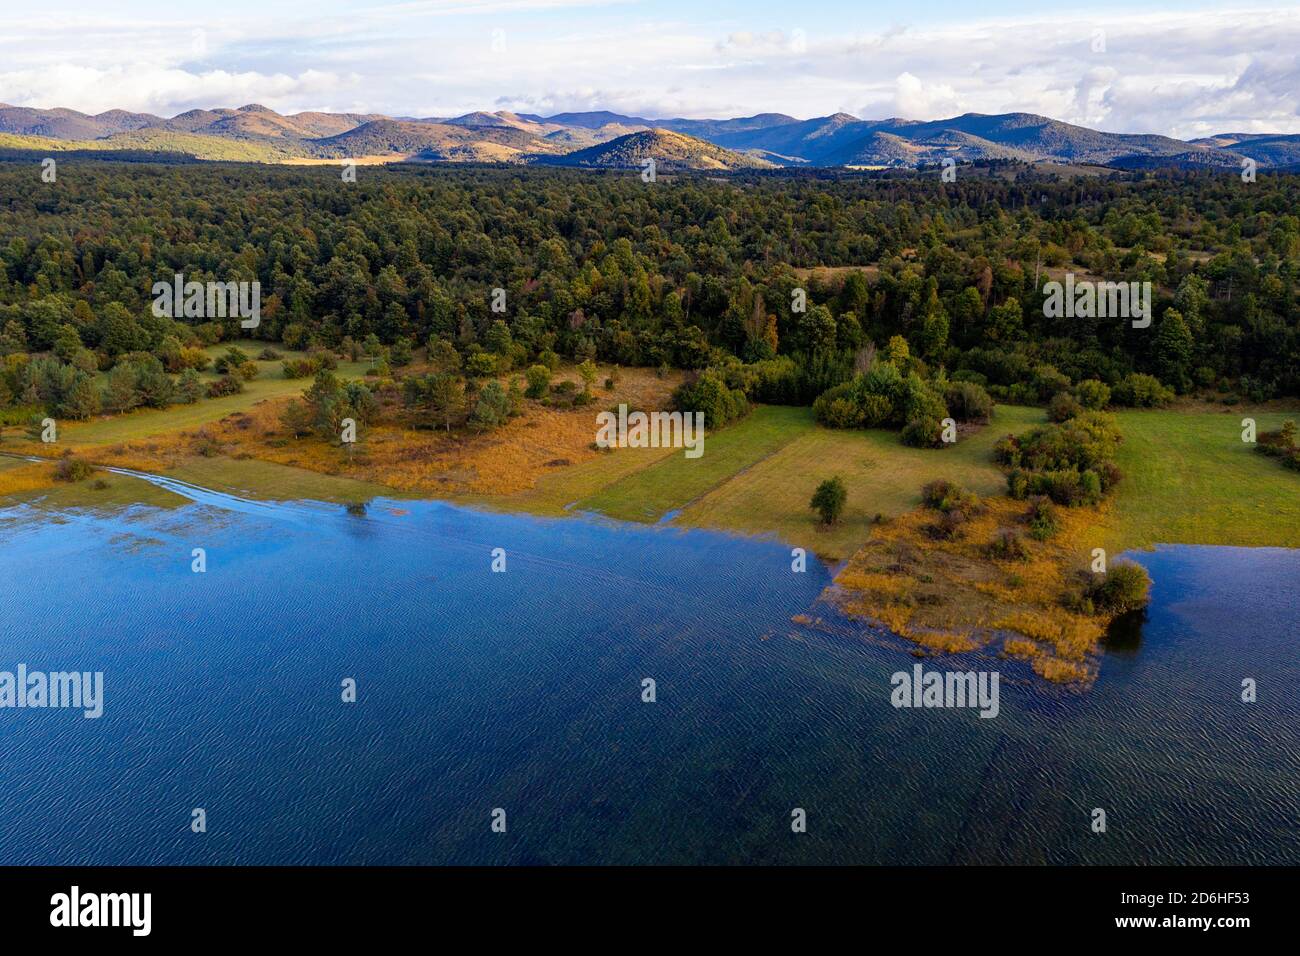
[1,478,1297,864]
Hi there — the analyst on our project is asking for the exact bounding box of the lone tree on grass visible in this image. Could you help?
[810,476,847,526]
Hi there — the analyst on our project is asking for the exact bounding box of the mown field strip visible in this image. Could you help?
[575,405,813,522]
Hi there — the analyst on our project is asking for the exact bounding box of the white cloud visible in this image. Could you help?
[0,6,1296,135]
[891,72,962,121]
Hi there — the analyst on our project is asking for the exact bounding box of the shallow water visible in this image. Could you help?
[1,482,1297,864]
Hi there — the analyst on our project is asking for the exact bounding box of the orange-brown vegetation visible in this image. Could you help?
[831,495,1111,685]
[9,366,681,501]
[0,460,58,497]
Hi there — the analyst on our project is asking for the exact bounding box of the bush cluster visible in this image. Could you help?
[997,411,1123,506]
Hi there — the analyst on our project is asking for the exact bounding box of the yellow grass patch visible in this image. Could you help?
[0,460,57,497]
[829,494,1117,686]
[16,366,682,504]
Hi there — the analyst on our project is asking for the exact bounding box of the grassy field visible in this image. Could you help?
[506,399,1299,560]
[5,355,1296,561]
[576,405,812,522]
[0,455,188,511]
[167,457,394,504]
[1094,407,1300,551]
[478,442,680,515]
[676,405,1044,559]
[513,403,1045,560]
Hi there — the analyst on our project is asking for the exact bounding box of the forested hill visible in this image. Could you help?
[541,129,773,171]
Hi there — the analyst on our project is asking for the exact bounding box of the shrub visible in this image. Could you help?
[1029,468,1085,506]
[258,348,282,361]
[944,380,994,424]
[177,346,211,371]
[1026,496,1059,540]
[524,364,551,399]
[920,479,981,516]
[927,508,968,540]
[464,351,499,379]
[1007,468,1030,500]
[206,374,243,398]
[191,431,223,457]
[812,363,948,443]
[53,456,94,482]
[672,371,749,429]
[1256,420,1298,455]
[900,372,948,423]
[812,381,856,427]
[1047,391,1083,423]
[1112,373,1174,408]
[859,393,893,427]
[1073,379,1111,410]
[988,528,1030,560]
[996,412,1121,503]
[1095,459,1124,493]
[900,415,944,448]
[810,476,847,525]
[1031,364,1071,402]
[815,392,865,428]
[213,347,250,375]
[1086,562,1152,613]
[283,357,323,379]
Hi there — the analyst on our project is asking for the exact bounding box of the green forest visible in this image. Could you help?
[2,160,1298,446]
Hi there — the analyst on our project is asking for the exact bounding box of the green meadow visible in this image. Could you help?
[496,401,1299,561]
[1095,407,1300,551]
[674,405,1044,559]
[576,405,812,522]
[7,363,1296,560]
[549,403,1044,560]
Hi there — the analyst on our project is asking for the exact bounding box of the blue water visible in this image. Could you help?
[1,483,1297,865]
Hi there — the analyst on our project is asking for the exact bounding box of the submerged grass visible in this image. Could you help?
[833,495,1109,685]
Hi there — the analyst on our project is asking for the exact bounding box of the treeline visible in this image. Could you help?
[0,161,1297,431]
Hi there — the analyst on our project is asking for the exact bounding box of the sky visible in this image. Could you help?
[1,0,1298,137]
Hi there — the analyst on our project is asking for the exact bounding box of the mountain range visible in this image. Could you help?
[2,102,1298,172]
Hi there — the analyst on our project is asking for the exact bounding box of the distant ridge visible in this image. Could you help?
[0,101,1292,171]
